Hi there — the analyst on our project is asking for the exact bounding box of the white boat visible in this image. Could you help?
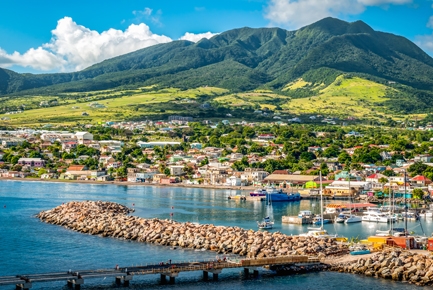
[335,213,348,223]
[298,210,312,218]
[345,214,362,223]
[257,216,274,229]
[301,171,337,239]
[362,212,395,223]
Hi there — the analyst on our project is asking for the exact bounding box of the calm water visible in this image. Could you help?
[0,180,424,289]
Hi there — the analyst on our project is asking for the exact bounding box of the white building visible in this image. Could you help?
[75,132,93,144]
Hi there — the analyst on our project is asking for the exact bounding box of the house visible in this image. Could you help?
[411,175,432,187]
[160,177,179,184]
[241,168,268,183]
[190,143,202,150]
[17,158,45,167]
[169,165,184,176]
[414,154,433,163]
[257,134,275,140]
[380,151,392,161]
[324,181,371,196]
[137,141,181,148]
[153,173,167,183]
[226,175,242,186]
[0,151,4,160]
[62,141,77,152]
[107,161,122,169]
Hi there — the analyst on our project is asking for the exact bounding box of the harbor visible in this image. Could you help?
[1,180,432,290]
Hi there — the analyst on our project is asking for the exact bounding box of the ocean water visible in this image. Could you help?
[0,180,424,289]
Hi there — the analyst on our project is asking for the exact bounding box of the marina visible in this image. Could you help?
[1,180,432,290]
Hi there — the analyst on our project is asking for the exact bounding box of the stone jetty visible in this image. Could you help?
[37,201,348,258]
[331,248,433,286]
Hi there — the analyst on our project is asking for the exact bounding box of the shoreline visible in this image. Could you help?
[0,177,257,191]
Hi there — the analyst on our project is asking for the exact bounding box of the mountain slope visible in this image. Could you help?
[1,17,433,96]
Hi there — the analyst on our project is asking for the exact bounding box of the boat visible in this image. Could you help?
[335,213,348,223]
[298,210,312,218]
[228,194,246,200]
[345,214,362,223]
[350,246,371,255]
[249,188,267,197]
[257,216,274,229]
[362,212,395,223]
[265,188,301,202]
[301,171,336,239]
[312,216,331,225]
[344,178,362,224]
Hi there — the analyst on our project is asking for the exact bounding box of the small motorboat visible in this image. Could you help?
[312,217,331,225]
[349,245,371,255]
[257,216,274,229]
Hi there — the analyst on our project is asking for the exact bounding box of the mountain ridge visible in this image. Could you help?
[1,17,433,96]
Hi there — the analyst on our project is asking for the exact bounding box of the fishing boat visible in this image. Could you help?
[265,188,301,202]
[249,188,267,197]
[257,216,274,229]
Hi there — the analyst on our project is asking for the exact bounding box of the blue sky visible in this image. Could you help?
[1,0,433,73]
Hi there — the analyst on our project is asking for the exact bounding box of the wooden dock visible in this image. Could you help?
[0,255,320,289]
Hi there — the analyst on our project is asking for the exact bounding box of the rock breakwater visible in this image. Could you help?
[332,248,433,286]
[37,201,348,258]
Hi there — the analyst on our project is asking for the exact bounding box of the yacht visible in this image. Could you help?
[362,212,395,223]
[345,214,362,223]
[335,211,351,223]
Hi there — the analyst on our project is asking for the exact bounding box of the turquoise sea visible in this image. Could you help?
[0,180,425,289]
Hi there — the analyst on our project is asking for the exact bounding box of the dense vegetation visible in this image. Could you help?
[1,17,433,117]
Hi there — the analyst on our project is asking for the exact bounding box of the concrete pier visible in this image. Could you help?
[1,255,322,289]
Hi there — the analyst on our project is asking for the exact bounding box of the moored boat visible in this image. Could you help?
[257,216,274,229]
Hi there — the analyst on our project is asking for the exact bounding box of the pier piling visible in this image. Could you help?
[15,282,31,290]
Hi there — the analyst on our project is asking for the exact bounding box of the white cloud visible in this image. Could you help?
[264,0,413,29]
[0,17,172,72]
[179,32,218,42]
[428,15,433,29]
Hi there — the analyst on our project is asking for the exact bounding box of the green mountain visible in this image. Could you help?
[1,17,433,97]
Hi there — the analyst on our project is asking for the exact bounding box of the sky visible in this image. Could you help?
[1,0,433,74]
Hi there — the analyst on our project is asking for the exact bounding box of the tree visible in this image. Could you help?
[408,161,429,176]
[378,177,388,192]
[412,188,424,200]
[164,168,171,176]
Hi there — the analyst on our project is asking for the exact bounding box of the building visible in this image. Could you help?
[168,115,193,122]
[75,132,93,144]
[169,165,185,176]
[137,141,181,148]
[324,181,371,196]
[17,158,45,167]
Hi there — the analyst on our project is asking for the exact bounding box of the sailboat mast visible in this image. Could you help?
[404,170,408,236]
[320,171,324,229]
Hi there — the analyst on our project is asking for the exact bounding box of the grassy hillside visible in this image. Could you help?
[0,87,228,126]
[285,76,392,119]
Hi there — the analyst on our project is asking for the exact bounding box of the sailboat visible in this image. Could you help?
[345,174,362,223]
[302,171,335,238]
[257,190,274,229]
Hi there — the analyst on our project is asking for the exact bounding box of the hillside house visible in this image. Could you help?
[17,158,45,167]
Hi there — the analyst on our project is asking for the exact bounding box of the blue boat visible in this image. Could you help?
[350,249,371,255]
[266,188,301,202]
[312,217,331,225]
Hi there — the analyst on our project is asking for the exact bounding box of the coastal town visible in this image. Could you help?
[1,118,433,200]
